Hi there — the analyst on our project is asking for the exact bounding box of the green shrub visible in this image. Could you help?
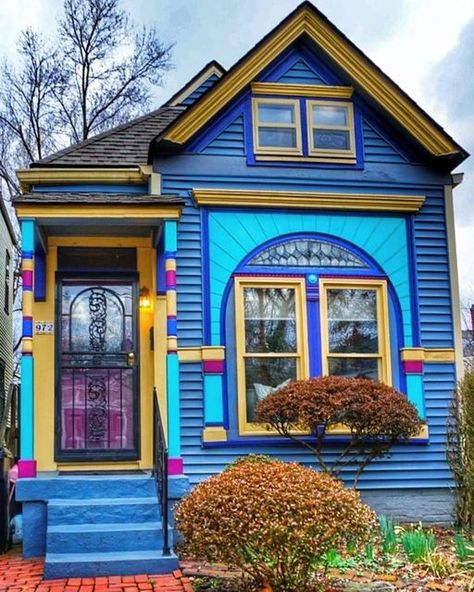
[255,376,423,486]
[447,371,474,530]
[175,460,376,592]
[401,528,435,564]
[225,454,277,471]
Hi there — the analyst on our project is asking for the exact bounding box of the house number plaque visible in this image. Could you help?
[35,321,54,335]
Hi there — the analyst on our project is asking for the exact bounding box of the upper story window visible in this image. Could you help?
[307,100,355,159]
[251,94,357,163]
[253,98,302,154]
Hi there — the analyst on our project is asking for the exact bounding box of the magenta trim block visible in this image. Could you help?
[22,270,33,289]
[18,459,37,478]
[203,360,225,374]
[168,457,184,475]
[166,270,177,288]
[403,360,424,374]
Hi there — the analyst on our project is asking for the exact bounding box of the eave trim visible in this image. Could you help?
[160,6,461,158]
[14,203,182,220]
[192,188,425,213]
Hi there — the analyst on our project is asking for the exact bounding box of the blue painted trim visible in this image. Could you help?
[167,318,177,334]
[164,221,178,253]
[201,434,429,448]
[307,295,321,377]
[22,318,33,336]
[156,232,166,294]
[21,220,35,253]
[166,353,181,458]
[34,249,46,302]
[20,356,34,459]
[203,374,224,424]
[406,215,421,347]
[201,208,211,345]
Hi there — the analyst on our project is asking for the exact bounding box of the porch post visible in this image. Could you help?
[164,220,183,475]
[18,219,37,478]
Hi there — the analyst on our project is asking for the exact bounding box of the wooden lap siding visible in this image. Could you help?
[0,216,14,410]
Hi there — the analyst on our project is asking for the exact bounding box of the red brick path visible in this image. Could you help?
[0,554,192,592]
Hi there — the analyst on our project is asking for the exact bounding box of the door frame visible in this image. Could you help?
[54,271,141,462]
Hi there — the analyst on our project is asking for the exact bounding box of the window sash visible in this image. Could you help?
[235,277,308,434]
[319,279,391,384]
[307,100,356,158]
[252,98,302,155]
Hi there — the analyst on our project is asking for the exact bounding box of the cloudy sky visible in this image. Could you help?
[1,0,473,314]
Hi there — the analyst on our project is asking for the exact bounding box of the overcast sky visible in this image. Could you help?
[1,0,473,315]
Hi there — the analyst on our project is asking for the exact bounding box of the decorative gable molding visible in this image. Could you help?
[251,82,353,98]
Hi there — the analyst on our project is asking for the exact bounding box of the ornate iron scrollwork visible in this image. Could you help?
[87,375,107,443]
[89,289,107,352]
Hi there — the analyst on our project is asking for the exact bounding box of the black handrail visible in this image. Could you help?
[152,387,170,556]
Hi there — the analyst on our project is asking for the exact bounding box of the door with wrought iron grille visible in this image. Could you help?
[57,278,139,461]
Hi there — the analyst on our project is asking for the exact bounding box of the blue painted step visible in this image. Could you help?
[44,550,179,579]
[48,497,159,525]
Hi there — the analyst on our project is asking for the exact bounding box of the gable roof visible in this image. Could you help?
[32,106,185,168]
[151,1,468,168]
[165,60,225,107]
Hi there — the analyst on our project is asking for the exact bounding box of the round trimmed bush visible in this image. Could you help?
[175,460,376,592]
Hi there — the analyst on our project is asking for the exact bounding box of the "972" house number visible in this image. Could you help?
[34,321,54,335]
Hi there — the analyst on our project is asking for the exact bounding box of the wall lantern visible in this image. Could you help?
[139,287,152,309]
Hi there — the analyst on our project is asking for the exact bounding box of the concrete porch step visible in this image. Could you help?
[48,496,159,525]
[43,550,179,579]
[47,521,169,553]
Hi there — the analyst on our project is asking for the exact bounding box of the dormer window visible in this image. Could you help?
[308,100,355,159]
[252,98,302,154]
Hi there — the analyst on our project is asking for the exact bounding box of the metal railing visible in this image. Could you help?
[152,387,170,556]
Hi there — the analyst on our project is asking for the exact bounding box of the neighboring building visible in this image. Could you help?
[0,195,16,425]
[13,2,468,578]
[462,305,474,369]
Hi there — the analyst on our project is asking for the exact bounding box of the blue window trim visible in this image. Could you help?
[215,231,406,440]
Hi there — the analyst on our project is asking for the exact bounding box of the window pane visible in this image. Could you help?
[328,357,379,380]
[259,127,297,148]
[244,287,296,353]
[244,357,297,422]
[327,289,378,353]
[258,103,295,124]
[312,105,348,126]
[313,130,350,151]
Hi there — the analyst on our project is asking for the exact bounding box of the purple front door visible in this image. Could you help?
[57,279,139,460]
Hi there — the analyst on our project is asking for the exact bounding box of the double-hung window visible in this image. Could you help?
[307,100,355,159]
[234,277,308,434]
[252,98,302,155]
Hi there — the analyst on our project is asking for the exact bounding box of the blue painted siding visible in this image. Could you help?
[181,73,220,106]
[362,121,408,164]
[201,116,245,156]
[276,59,326,84]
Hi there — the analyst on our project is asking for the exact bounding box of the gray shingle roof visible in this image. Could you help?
[13,192,183,205]
[32,106,185,167]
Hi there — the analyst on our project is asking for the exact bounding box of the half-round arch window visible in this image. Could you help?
[248,238,369,268]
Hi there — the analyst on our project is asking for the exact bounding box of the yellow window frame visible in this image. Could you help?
[307,100,356,160]
[234,276,309,435]
[319,278,392,386]
[252,98,303,155]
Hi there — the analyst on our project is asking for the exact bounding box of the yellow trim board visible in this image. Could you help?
[401,348,456,363]
[178,346,226,362]
[15,204,182,219]
[251,82,353,98]
[161,5,460,158]
[193,188,425,212]
[169,64,224,106]
[202,426,228,443]
[17,167,148,193]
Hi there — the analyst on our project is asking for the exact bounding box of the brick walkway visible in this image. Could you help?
[0,554,192,592]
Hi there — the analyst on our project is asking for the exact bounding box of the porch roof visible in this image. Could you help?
[13,192,183,205]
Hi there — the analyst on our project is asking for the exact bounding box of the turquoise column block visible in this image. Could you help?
[406,374,425,420]
[20,355,34,459]
[22,220,35,252]
[166,353,181,458]
[164,220,177,252]
[204,374,224,424]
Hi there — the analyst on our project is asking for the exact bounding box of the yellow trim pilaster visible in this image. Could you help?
[202,426,228,442]
[401,348,456,363]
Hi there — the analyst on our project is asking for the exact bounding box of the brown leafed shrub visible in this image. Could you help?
[175,460,376,592]
[255,376,423,485]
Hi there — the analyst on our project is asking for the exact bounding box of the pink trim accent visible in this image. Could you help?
[18,459,37,478]
[168,458,184,475]
[22,270,33,288]
[166,270,176,288]
[403,360,424,374]
[203,360,225,374]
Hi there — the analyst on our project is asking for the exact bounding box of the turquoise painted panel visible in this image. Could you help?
[20,355,34,459]
[406,374,425,419]
[167,353,181,457]
[21,220,35,252]
[204,374,224,424]
[182,73,220,106]
[207,210,412,346]
[276,59,326,84]
[165,220,178,253]
[201,116,245,156]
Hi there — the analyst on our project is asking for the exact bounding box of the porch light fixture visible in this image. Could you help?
[139,287,152,309]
